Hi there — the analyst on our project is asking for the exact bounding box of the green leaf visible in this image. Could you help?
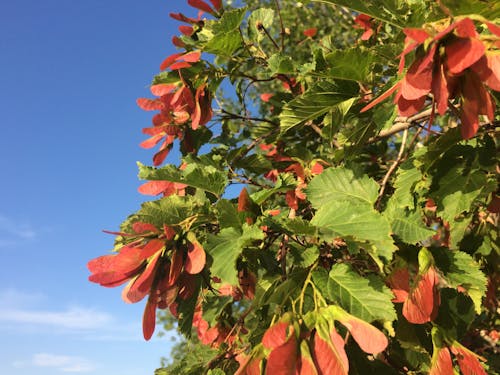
[432,167,486,222]
[206,225,264,286]
[215,199,241,229]
[307,167,379,208]
[289,245,320,268]
[324,48,376,82]
[433,248,487,314]
[202,295,232,326]
[137,195,203,227]
[279,81,358,132]
[268,53,295,75]
[178,276,201,338]
[248,8,274,44]
[385,158,423,214]
[313,0,424,28]
[325,263,396,322]
[312,201,394,261]
[389,210,435,244]
[204,8,247,56]
[138,162,228,197]
[441,0,500,18]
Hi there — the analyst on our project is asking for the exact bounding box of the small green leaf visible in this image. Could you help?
[268,53,295,74]
[279,81,358,132]
[389,210,435,244]
[324,48,376,82]
[248,8,275,44]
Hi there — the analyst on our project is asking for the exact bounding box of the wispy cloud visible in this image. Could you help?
[15,353,96,373]
[0,214,36,238]
[0,306,113,330]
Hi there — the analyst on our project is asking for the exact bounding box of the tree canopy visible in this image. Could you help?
[87,0,499,374]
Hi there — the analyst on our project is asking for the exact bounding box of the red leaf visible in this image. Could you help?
[486,21,500,37]
[88,246,144,287]
[140,239,165,259]
[142,299,157,340]
[360,82,399,113]
[445,38,485,74]
[172,36,185,48]
[455,18,477,38]
[450,343,487,375]
[261,93,274,102]
[403,28,430,43]
[238,187,251,212]
[312,329,348,375]
[168,249,184,286]
[303,28,317,38]
[132,222,158,234]
[429,347,453,375]
[150,84,177,96]
[265,327,298,375]
[387,267,410,303]
[401,44,436,100]
[338,315,388,354]
[209,0,222,11]
[136,98,163,111]
[460,73,481,140]
[152,145,171,166]
[169,61,192,70]
[122,252,161,303]
[179,25,194,36]
[184,240,206,274]
[188,0,215,14]
[286,190,299,210]
[297,340,319,375]
[183,50,201,63]
[263,322,289,350]
[138,181,174,196]
[159,52,184,71]
[431,61,450,115]
[403,267,439,324]
[396,93,426,117]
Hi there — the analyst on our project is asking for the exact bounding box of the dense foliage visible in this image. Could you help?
[87,0,499,374]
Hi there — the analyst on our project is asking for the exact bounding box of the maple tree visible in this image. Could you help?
[87,0,499,374]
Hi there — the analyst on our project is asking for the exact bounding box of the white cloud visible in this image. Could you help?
[0,214,37,239]
[0,306,112,330]
[32,353,95,372]
[0,288,46,308]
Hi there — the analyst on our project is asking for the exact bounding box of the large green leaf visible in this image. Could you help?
[320,263,396,322]
[204,8,247,56]
[324,48,376,83]
[441,0,500,19]
[385,159,423,214]
[307,167,379,208]
[137,195,204,227]
[389,210,435,244]
[138,162,228,197]
[311,200,394,262]
[279,81,358,132]
[432,167,486,222]
[205,225,264,286]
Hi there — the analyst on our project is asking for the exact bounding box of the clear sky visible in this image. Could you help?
[0,1,196,373]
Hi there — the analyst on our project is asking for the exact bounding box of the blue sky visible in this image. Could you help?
[0,1,198,373]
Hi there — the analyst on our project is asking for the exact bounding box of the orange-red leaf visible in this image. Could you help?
[123,252,161,303]
[455,18,477,38]
[297,340,319,375]
[142,299,157,340]
[150,83,177,96]
[183,50,201,63]
[403,28,430,43]
[179,25,194,36]
[140,239,165,259]
[188,0,214,14]
[396,93,426,117]
[263,322,289,350]
[450,344,487,375]
[169,249,184,286]
[360,82,399,113]
[185,241,206,274]
[137,98,163,111]
[338,315,388,354]
[403,267,439,324]
[429,347,453,375]
[312,329,348,375]
[160,52,184,71]
[138,181,174,196]
[303,28,317,38]
[431,61,450,115]
[445,38,485,74]
[265,328,297,375]
[401,44,436,100]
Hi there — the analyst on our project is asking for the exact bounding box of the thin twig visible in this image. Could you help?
[375,129,408,210]
[368,108,433,143]
[261,24,281,51]
[274,0,285,50]
[219,108,278,125]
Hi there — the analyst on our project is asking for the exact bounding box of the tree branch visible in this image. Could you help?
[375,129,408,210]
[368,108,433,143]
